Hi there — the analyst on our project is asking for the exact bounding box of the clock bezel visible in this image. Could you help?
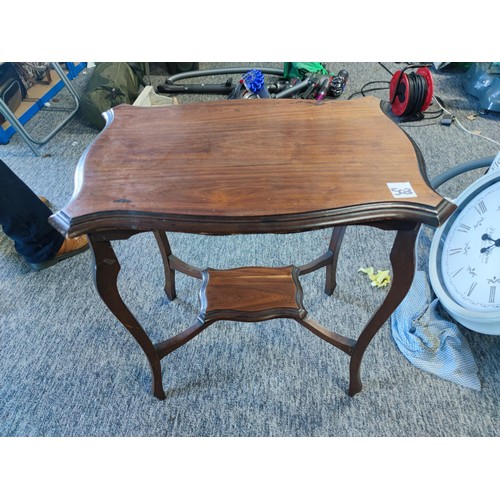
[429,169,500,335]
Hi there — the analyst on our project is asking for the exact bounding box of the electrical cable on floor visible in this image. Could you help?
[378,62,394,75]
[398,116,443,127]
[347,81,391,100]
[432,96,500,147]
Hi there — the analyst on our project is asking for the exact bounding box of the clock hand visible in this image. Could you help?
[481,233,496,242]
[481,233,500,250]
[480,241,500,253]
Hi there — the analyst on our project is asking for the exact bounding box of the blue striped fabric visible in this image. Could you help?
[390,227,481,390]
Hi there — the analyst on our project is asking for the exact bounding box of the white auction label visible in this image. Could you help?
[387,182,417,198]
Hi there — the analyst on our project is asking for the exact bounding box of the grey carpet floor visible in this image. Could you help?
[0,62,499,436]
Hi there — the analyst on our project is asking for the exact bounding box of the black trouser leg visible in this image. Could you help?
[0,159,63,264]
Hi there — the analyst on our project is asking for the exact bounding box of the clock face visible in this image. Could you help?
[441,179,500,312]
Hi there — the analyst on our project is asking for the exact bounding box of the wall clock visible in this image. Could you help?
[429,157,500,335]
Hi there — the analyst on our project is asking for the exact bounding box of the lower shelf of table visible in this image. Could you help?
[155,263,357,369]
[198,265,307,323]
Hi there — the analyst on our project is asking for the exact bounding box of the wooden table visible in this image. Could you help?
[50,96,455,399]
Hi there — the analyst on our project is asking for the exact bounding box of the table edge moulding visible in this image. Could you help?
[49,96,456,400]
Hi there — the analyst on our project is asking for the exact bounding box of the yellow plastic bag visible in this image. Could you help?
[358,267,391,288]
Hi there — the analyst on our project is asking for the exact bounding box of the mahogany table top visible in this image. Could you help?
[50,96,455,237]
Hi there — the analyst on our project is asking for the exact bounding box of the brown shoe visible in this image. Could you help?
[55,235,88,257]
[30,235,89,270]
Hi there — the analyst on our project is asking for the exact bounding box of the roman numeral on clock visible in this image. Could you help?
[467,281,477,297]
[490,286,497,303]
[449,248,462,256]
[475,201,487,215]
[457,223,471,233]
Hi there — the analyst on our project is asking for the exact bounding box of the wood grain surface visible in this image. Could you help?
[200,265,306,322]
[50,97,455,236]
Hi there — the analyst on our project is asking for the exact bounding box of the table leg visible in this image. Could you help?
[88,235,166,400]
[154,231,176,301]
[325,226,347,296]
[348,225,419,396]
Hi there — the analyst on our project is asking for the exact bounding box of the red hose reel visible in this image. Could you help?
[389,67,433,116]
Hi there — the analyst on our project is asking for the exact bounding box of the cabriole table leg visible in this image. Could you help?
[348,224,420,396]
[325,225,347,296]
[88,235,166,400]
[154,231,176,301]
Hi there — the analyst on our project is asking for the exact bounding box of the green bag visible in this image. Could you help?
[80,62,147,130]
[283,62,329,80]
